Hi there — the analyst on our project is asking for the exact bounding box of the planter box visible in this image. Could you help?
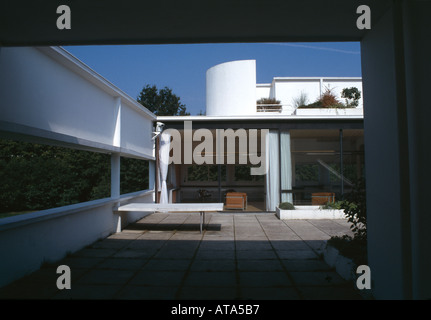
[311,192,335,205]
[295,108,363,116]
[323,245,357,281]
[323,243,374,299]
[276,205,345,220]
[225,192,247,210]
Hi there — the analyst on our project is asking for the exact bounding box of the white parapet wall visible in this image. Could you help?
[276,205,346,219]
[270,77,363,110]
[0,46,158,289]
[0,47,155,159]
[0,190,154,289]
[295,108,363,116]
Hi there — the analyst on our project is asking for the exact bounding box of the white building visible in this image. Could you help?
[159,59,364,213]
[206,59,363,116]
[0,48,364,291]
[1,0,431,297]
[2,0,429,300]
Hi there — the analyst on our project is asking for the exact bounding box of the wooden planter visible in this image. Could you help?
[311,192,335,205]
[225,192,247,210]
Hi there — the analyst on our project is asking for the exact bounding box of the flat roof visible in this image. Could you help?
[157,114,363,122]
[156,115,364,130]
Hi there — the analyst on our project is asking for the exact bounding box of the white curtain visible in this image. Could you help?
[158,131,170,204]
[280,131,293,203]
[265,130,280,211]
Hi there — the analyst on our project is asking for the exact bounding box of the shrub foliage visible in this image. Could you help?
[278,202,295,210]
[0,139,149,216]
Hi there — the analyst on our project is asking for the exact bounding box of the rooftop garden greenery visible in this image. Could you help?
[256,97,282,111]
[296,87,361,109]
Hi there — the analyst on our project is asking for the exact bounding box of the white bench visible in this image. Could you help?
[115,203,224,233]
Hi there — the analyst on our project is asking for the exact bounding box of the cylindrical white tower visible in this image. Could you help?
[206,60,256,116]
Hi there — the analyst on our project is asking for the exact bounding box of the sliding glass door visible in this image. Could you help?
[289,129,364,205]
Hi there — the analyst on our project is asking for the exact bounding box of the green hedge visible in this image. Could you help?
[278,202,295,210]
[0,139,148,216]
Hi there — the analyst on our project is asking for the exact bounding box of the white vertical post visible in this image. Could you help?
[280,130,292,204]
[111,153,121,232]
[113,97,121,148]
[184,120,193,164]
[319,78,323,97]
[149,160,156,201]
[112,97,122,232]
[111,153,121,199]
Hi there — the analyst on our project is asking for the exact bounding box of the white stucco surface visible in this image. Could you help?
[206,60,257,116]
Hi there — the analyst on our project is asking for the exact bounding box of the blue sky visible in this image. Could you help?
[64,42,361,115]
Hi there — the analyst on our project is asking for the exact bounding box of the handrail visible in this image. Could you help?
[256,104,295,113]
[256,103,283,113]
[0,189,154,232]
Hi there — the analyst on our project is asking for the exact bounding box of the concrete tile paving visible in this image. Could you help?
[0,213,362,300]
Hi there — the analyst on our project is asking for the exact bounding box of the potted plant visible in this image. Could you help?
[276,202,295,219]
[256,98,282,112]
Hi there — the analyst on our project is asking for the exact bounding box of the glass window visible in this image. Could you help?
[295,163,319,182]
[186,164,226,182]
[234,165,264,182]
[290,129,365,205]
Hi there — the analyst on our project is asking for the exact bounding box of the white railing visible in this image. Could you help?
[256,104,283,112]
[256,103,364,117]
[256,104,298,115]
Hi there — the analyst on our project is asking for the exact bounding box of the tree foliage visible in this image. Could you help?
[341,87,361,107]
[0,139,110,214]
[120,157,149,195]
[137,84,189,116]
[297,86,361,109]
[0,139,149,216]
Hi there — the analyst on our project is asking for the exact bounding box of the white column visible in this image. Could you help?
[111,153,121,199]
[112,97,122,232]
[113,97,121,148]
[149,160,156,201]
[111,153,121,233]
[280,130,293,203]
